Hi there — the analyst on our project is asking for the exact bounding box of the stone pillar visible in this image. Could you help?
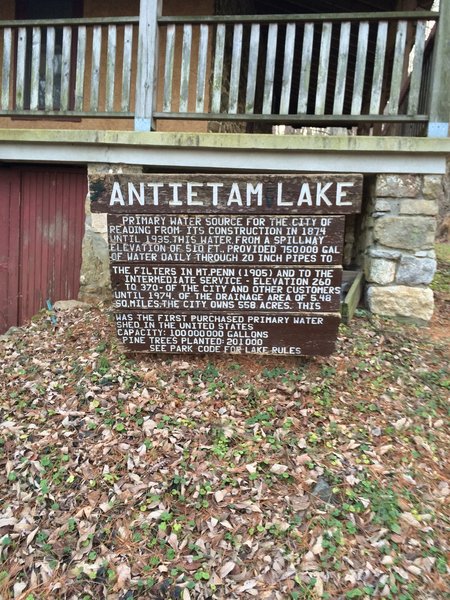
[78,193,111,301]
[79,164,143,302]
[364,174,442,323]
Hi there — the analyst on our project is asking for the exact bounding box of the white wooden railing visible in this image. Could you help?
[154,12,439,128]
[0,8,447,136]
[0,17,138,116]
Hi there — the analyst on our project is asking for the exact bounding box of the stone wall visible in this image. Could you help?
[364,173,443,323]
[78,197,110,302]
[79,164,143,302]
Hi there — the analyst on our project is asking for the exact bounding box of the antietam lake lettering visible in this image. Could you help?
[109,180,354,208]
[90,174,363,215]
[89,172,363,355]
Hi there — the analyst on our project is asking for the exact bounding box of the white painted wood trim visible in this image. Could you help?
[0,143,445,174]
[135,0,161,130]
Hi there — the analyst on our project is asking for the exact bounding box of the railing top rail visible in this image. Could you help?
[0,16,139,27]
[0,11,438,28]
[158,10,439,24]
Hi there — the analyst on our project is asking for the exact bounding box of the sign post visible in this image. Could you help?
[90,173,362,356]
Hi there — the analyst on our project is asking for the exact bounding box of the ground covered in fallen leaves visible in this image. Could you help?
[1,279,449,599]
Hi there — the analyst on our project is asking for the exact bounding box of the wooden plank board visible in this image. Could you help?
[45,28,56,109]
[351,21,369,115]
[280,22,296,114]
[162,24,175,112]
[15,27,27,110]
[211,23,225,113]
[111,264,342,313]
[60,26,72,111]
[370,21,388,114]
[262,23,278,114]
[90,25,102,111]
[196,24,209,113]
[179,24,192,113]
[158,11,437,24]
[121,24,133,112]
[107,214,345,265]
[135,0,161,130]
[114,311,341,356]
[297,23,314,114]
[333,22,350,115]
[407,20,426,116]
[427,0,450,132]
[74,26,86,111]
[229,24,243,114]
[341,271,364,323]
[106,25,117,112]
[1,28,12,110]
[90,173,363,214]
[30,27,41,110]
[315,22,332,115]
[245,24,260,114]
[388,20,407,115]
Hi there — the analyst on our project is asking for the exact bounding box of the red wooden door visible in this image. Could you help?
[0,165,87,333]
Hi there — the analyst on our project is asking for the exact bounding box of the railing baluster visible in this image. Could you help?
[30,27,41,110]
[106,25,117,112]
[297,23,314,114]
[1,27,12,110]
[196,24,209,113]
[179,24,192,113]
[263,23,278,114]
[245,24,260,114]
[315,22,332,115]
[370,21,388,114]
[16,27,27,110]
[45,27,55,110]
[388,20,407,115]
[351,21,369,115]
[121,24,133,112]
[280,23,296,115]
[229,23,243,114]
[407,20,426,115]
[60,26,72,111]
[333,22,350,115]
[163,24,175,112]
[90,25,102,112]
[74,26,86,111]
[211,23,225,113]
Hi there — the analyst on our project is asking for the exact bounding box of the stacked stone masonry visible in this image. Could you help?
[365,174,443,323]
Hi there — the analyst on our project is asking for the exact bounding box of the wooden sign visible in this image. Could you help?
[115,312,341,356]
[111,265,342,313]
[91,173,363,215]
[108,214,345,265]
[89,172,363,356]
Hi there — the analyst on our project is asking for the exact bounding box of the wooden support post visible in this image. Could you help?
[135,0,161,131]
[428,3,450,137]
[341,271,364,324]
